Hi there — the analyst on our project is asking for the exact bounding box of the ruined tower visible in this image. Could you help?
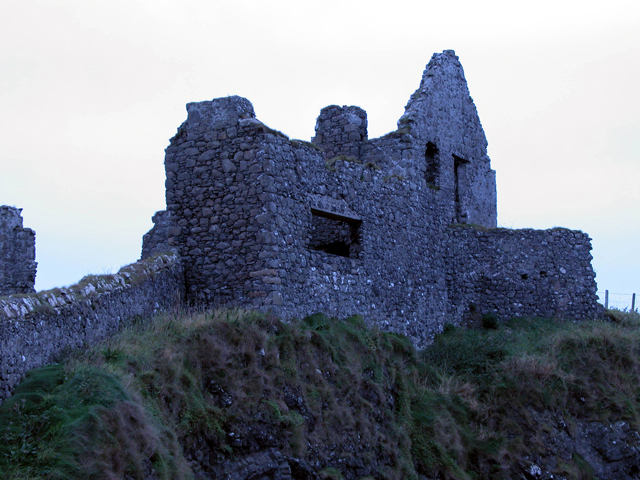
[0,206,36,296]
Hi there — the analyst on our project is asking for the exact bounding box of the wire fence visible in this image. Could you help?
[599,290,637,312]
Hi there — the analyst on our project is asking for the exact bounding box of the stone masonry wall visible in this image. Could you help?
[0,206,36,295]
[258,128,457,346]
[141,210,178,259]
[445,226,603,321]
[163,96,283,305]
[0,253,184,402]
[400,50,497,227]
[159,95,454,347]
[148,50,602,349]
[312,105,368,160]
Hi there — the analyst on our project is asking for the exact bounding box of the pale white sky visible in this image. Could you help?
[1,0,639,306]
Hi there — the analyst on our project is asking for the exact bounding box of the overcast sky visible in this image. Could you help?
[1,0,638,308]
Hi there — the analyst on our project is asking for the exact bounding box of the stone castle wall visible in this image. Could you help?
[0,253,184,402]
[141,210,177,259]
[312,105,368,159]
[142,50,602,347]
[445,226,601,322]
[0,206,36,295]
[157,97,453,346]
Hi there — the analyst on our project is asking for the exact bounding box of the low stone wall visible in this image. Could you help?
[445,226,603,322]
[0,253,184,402]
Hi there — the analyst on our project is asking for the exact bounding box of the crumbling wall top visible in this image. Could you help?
[0,206,25,230]
[0,205,37,296]
[185,95,256,129]
[312,105,368,160]
[400,50,488,156]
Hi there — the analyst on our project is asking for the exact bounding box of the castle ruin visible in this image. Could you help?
[142,50,602,346]
[0,50,604,401]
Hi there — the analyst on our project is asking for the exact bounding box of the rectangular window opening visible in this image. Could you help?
[309,209,362,259]
[425,141,439,186]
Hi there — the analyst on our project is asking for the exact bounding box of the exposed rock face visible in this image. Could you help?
[0,206,36,296]
[142,50,602,347]
[523,411,640,480]
[188,418,640,480]
[191,448,319,480]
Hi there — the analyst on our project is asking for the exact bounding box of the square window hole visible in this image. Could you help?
[309,209,361,259]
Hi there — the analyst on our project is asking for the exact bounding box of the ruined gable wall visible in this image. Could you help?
[400,50,497,228]
[445,226,603,322]
[0,206,37,295]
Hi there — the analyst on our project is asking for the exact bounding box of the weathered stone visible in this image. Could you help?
[140,210,178,259]
[142,50,602,349]
[221,159,236,173]
[0,206,36,295]
[250,269,278,277]
[0,254,184,402]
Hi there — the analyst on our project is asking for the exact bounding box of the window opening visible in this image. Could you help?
[453,154,469,223]
[309,209,362,259]
[425,142,439,186]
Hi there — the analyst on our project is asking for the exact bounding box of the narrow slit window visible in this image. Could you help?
[309,209,361,259]
[453,154,469,223]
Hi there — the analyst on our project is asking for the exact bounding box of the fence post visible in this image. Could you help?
[605,290,609,309]
[633,293,636,312]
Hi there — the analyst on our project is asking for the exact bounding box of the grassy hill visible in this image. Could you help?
[1,308,640,479]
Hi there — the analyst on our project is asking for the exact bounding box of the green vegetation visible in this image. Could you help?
[382,126,412,139]
[257,123,289,139]
[2,309,640,479]
[290,139,323,151]
[325,155,361,171]
[383,174,406,182]
[448,222,499,232]
[365,161,381,170]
